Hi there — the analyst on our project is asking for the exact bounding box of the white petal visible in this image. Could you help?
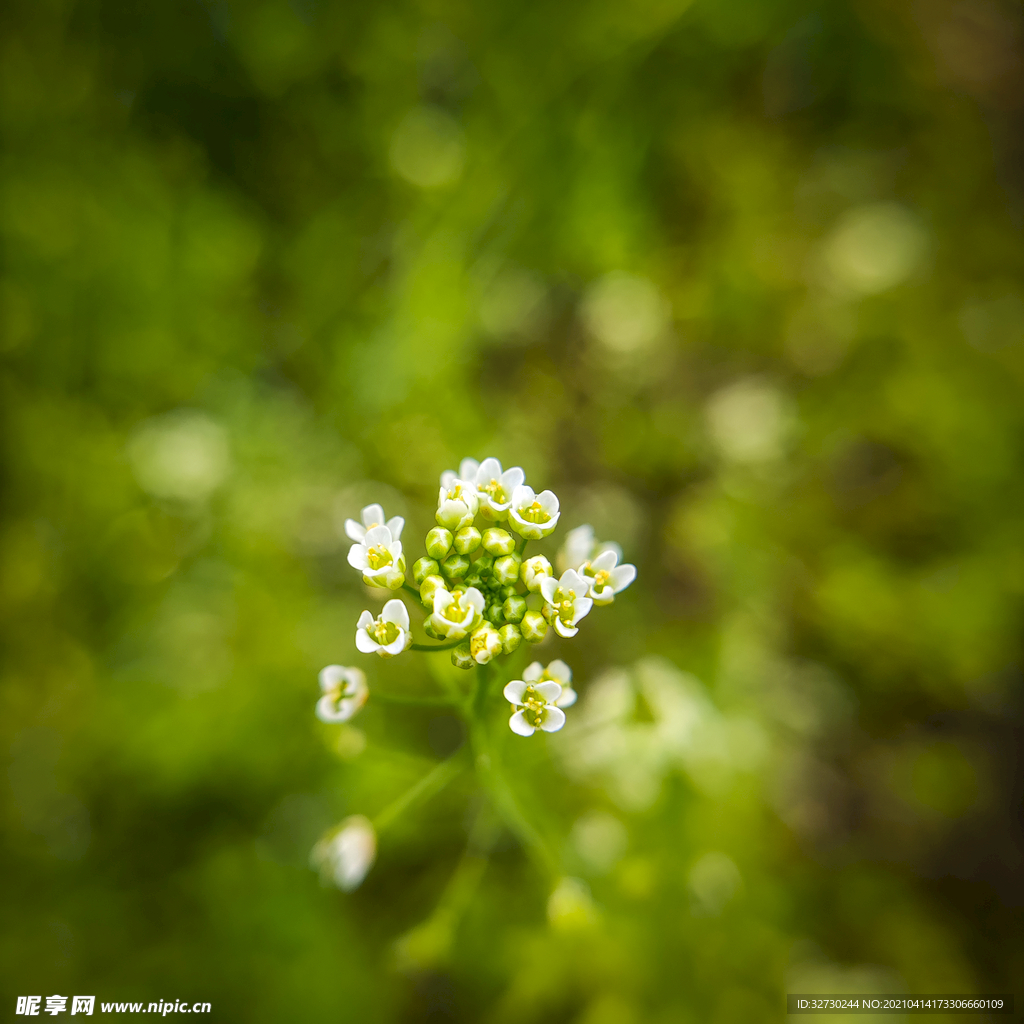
[539,707,566,732]
[561,569,587,595]
[357,610,375,629]
[552,618,578,638]
[511,484,535,506]
[477,457,502,481]
[344,519,366,542]
[611,563,637,592]
[503,680,527,703]
[355,629,378,653]
[361,504,385,528]
[555,686,577,708]
[536,680,562,703]
[464,587,486,613]
[539,577,558,604]
[382,598,410,629]
[363,525,393,546]
[509,710,536,737]
[591,549,618,572]
[347,544,370,570]
[536,489,560,514]
[501,467,525,492]
[522,662,543,682]
[386,516,405,540]
[459,458,480,480]
[547,659,572,683]
[571,596,593,623]
[319,665,346,692]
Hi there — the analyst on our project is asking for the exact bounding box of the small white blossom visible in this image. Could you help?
[356,598,413,657]
[312,815,377,891]
[524,659,577,707]
[436,472,479,532]
[316,665,369,723]
[347,525,406,589]
[508,485,560,540]
[465,457,525,521]
[582,549,636,605]
[504,677,567,736]
[540,569,594,638]
[345,502,405,542]
[521,554,554,593]
[556,523,623,573]
[431,586,485,640]
[469,622,502,664]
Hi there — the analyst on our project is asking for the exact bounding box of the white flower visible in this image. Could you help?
[347,525,406,589]
[312,815,377,891]
[521,554,554,593]
[556,523,623,573]
[507,485,560,540]
[430,586,485,640]
[540,569,594,638]
[316,665,368,722]
[436,471,479,532]
[465,457,525,521]
[344,503,404,542]
[503,678,567,736]
[524,659,577,707]
[581,549,636,606]
[356,598,413,657]
[469,622,502,664]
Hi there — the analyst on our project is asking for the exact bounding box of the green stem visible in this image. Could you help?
[402,582,423,599]
[467,664,557,878]
[373,749,467,834]
[411,639,463,652]
[516,536,528,556]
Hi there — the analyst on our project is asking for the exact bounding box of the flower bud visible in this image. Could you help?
[500,584,518,599]
[481,528,516,556]
[493,553,521,586]
[502,594,527,623]
[498,622,522,653]
[425,527,454,560]
[451,643,474,670]
[521,610,549,643]
[311,816,377,891]
[470,623,502,664]
[463,570,485,589]
[441,552,470,579]
[454,526,482,555]
[419,574,448,609]
[522,555,553,592]
[412,557,440,585]
[485,602,505,625]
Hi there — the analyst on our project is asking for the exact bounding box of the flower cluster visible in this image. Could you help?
[323,457,636,734]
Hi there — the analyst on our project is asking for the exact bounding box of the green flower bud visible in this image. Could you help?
[500,584,519,599]
[454,526,482,555]
[419,574,448,609]
[441,552,470,579]
[463,571,485,589]
[498,622,522,654]
[485,602,505,625]
[412,557,440,585]
[426,527,454,560]
[521,610,549,643]
[502,594,527,623]
[451,643,474,670]
[481,528,516,556]
[493,552,521,586]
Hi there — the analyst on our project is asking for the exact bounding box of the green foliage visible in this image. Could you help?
[2,0,1022,1020]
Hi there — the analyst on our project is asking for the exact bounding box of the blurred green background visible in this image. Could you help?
[2,0,1023,1020]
